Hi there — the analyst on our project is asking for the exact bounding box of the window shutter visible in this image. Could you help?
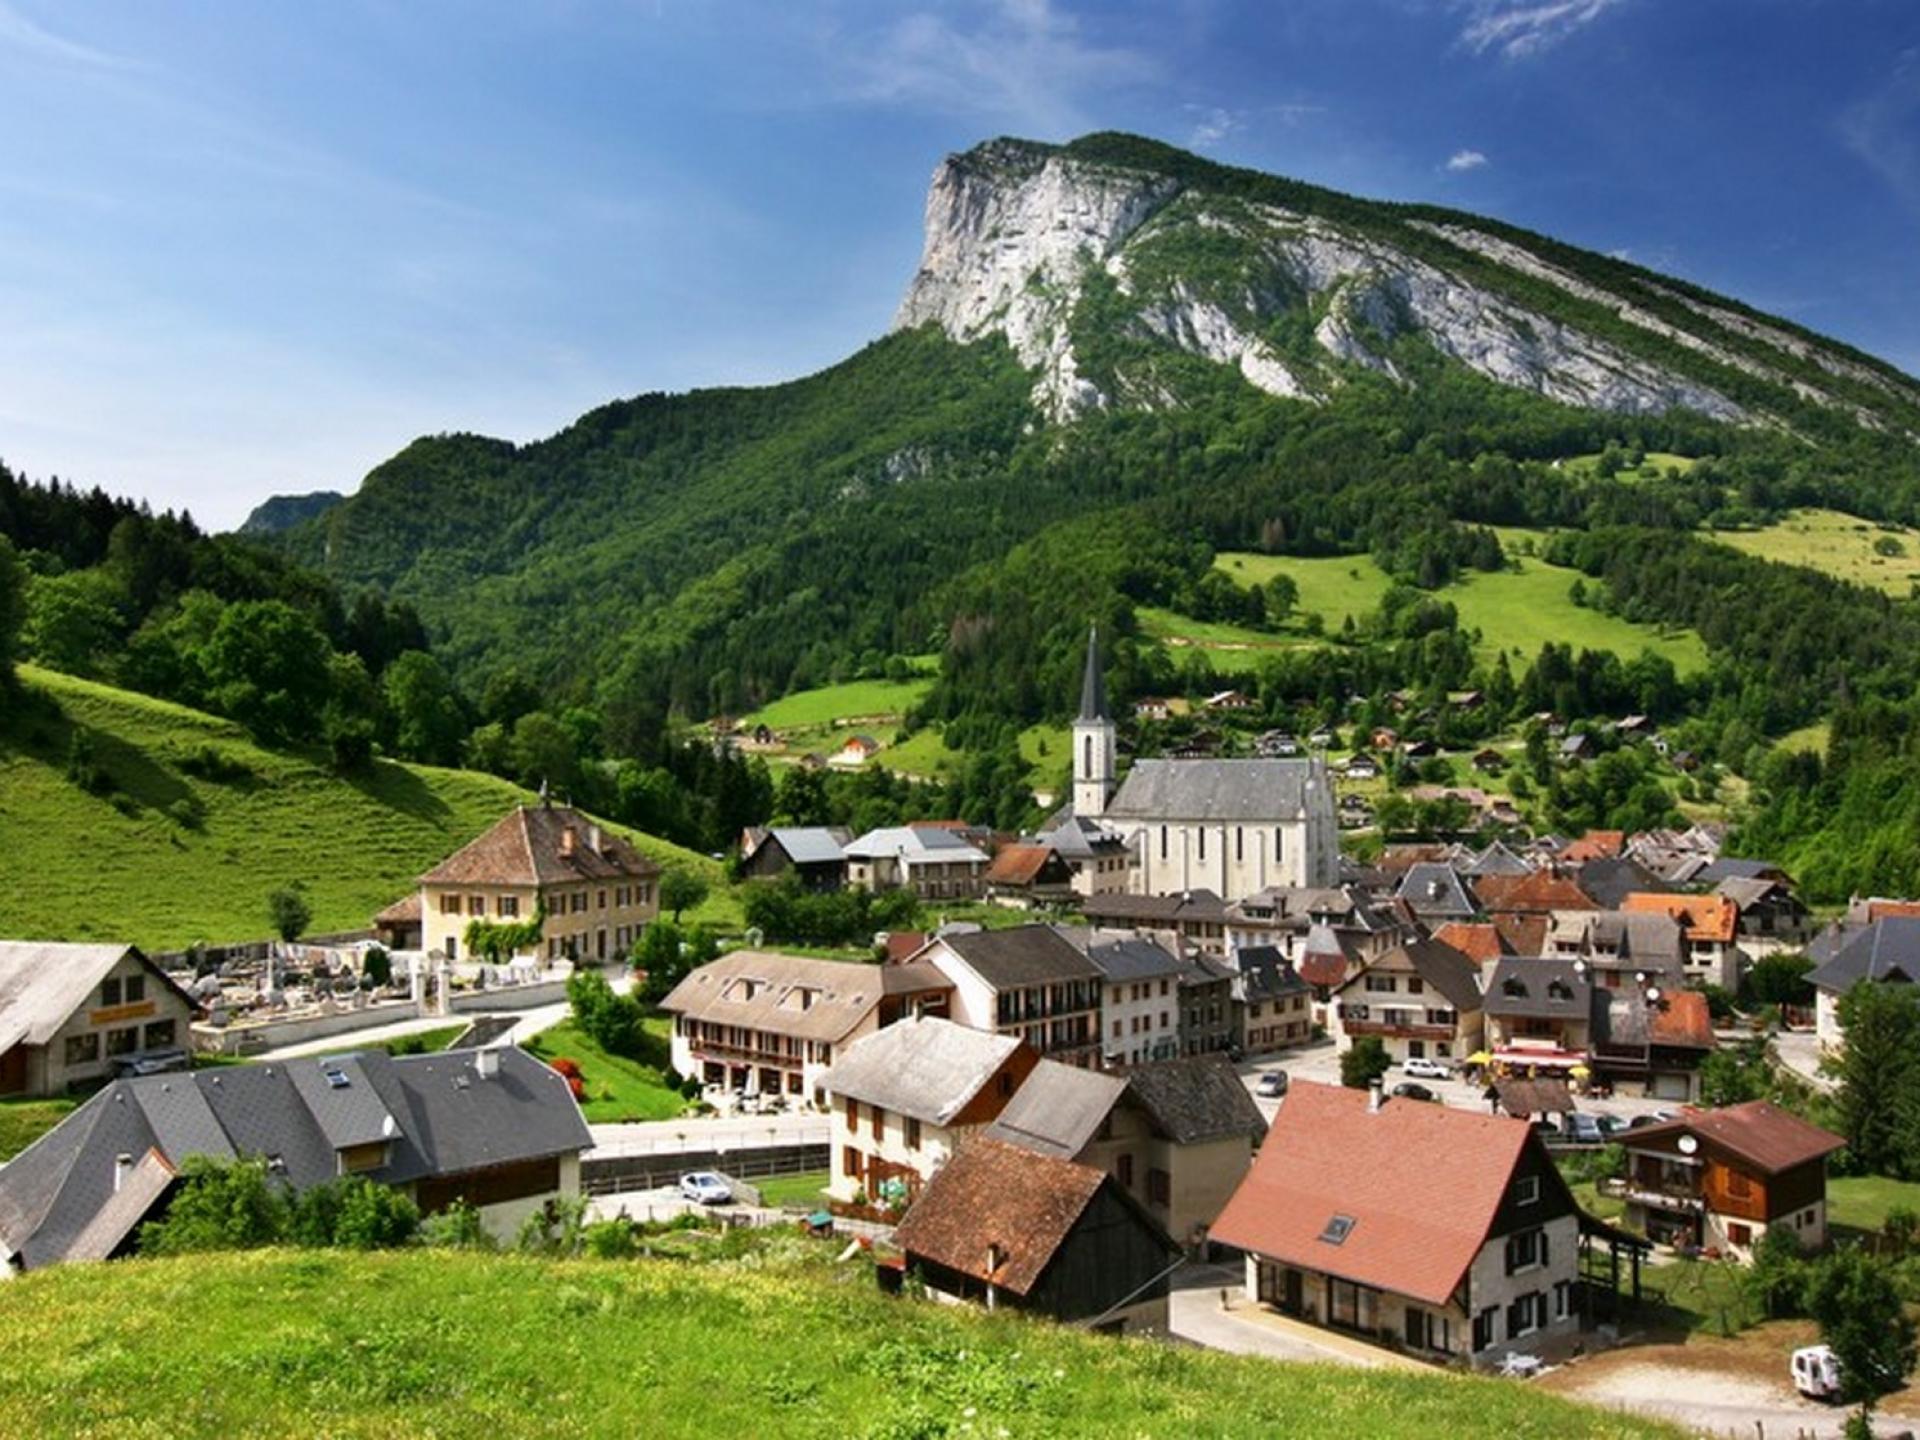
[1504,1236,1516,1276]
[1539,1228,1550,1267]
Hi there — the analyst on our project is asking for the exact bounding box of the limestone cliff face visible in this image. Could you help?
[894,139,1913,427]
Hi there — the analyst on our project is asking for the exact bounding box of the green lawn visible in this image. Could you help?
[0,1098,77,1162]
[1714,507,1920,597]
[755,1171,831,1209]
[0,1246,1685,1438]
[1211,546,1707,674]
[1776,721,1831,756]
[1827,1175,1920,1234]
[1559,451,1702,479]
[738,665,937,731]
[522,1016,692,1122]
[0,665,739,949]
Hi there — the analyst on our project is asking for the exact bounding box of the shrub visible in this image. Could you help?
[420,1199,493,1251]
[584,1218,639,1260]
[141,1156,287,1254]
[1339,1036,1390,1090]
[333,1179,420,1250]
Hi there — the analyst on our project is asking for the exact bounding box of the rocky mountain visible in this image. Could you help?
[238,489,344,537]
[897,135,1920,432]
[258,133,1920,726]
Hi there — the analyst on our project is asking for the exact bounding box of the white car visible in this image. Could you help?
[678,1171,732,1206]
[1402,1057,1452,1080]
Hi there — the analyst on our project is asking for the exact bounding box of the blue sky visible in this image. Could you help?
[1,0,1916,529]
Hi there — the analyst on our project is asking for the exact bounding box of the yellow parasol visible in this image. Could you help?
[1568,1064,1591,1078]
[1466,1051,1494,1066]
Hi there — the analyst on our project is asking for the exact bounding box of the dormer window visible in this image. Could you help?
[1502,977,1527,997]
[1547,980,1572,1002]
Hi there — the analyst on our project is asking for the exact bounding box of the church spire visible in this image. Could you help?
[1078,624,1108,722]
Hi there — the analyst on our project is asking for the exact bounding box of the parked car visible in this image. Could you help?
[1256,1070,1289,1098]
[1390,1081,1438,1103]
[1562,1113,1606,1146]
[1625,1110,1679,1131]
[109,1048,189,1079]
[1402,1057,1451,1080]
[1596,1114,1631,1139]
[1791,1344,1842,1401]
[678,1171,732,1206]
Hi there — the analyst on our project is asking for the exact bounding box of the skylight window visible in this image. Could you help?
[1318,1214,1356,1245]
[324,1069,351,1089]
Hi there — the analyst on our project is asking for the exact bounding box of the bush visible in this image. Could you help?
[516,1195,589,1257]
[333,1179,420,1249]
[1339,1037,1390,1090]
[584,1218,639,1260]
[420,1199,493,1251]
[362,946,393,988]
[141,1156,287,1254]
[567,970,649,1059]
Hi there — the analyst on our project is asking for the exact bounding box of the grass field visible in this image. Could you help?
[0,1098,77,1162]
[521,1015,691,1122]
[0,1246,1684,1438]
[1714,507,1920,597]
[755,1170,831,1209]
[1559,451,1702,479]
[1826,1175,1920,1234]
[738,665,937,731]
[1776,721,1831,757]
[1209,549,1707,673]
[0,666,739,950]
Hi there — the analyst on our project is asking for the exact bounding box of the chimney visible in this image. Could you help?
[475,1047,501,1080]
[1367,1079,1384,1114]
[114,1153,134,1193]
[560,827,575,858]
[589,824,604,855]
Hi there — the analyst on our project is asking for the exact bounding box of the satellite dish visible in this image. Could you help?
[1677,1135,1698,1155]
[1646,986,1662,1003]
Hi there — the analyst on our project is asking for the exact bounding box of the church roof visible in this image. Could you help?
[1079,625,1109,722]
[1104,758,1322,823]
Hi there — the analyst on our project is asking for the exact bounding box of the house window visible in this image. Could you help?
[1514,1176,1541,1207]
[1727,1223,1753,1247]
[65,1033,100,1066]
[1473,1306,1498,1351]
[1148,1168,1171,1205]
[100,977,122,1007]
[906,1118,922,1151]
[1406,977,1424,996]
[1505,1227,1546,1274]
[1160,826,1168,861]
[846,1099,860,1129]
[1198,828,1206,862]
[1117,1154,1134,1189]
[1553,1280,1570,1320]
[440,894,461,916]
[144,1020,176,1049]
[1365,975,1396,992]
[106,1027,139,1057]
[998,1073,1014,1097]
[870,1105,885,1140]
[1724,1170,1753,1200]
[598,889,608,910]
[1506,1291,1544,1337]
[1235,827,1244,863]
[125,975,146,1004]
[500,896,520,918]
[469,895,487,916]
[842,1148,863,1179]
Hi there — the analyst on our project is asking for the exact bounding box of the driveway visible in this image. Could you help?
[1772,1028,1835,1093]
[1168,1267,1423,1370]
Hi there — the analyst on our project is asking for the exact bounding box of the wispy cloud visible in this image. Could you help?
[1455,0,1626,60]
[1445,148,1488,172]
[820,0,1157,136]
[1187,105,1241,149]
[1839,47,1920,217]
[0,1,138,70]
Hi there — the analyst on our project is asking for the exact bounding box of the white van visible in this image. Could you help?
[1791,1344,1841,1401]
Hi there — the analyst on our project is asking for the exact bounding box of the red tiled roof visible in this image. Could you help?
[883,932,928,965]
[419,805,661,887]
[1474,870,1598,914]
[1627,1101,1843,1175]
[1621,893,1738,944]
[1647,990,1714,1049]
[893,1137,1109,1296]
[1492,913,1550,958]
[373,892,421,924]
[1868,900,1920,922]
[986,845,1056,887]
[1296,951,1351,990]
[1561,830,1626,862]
[1211,1081,1538,1307]
[1432,922,1506,965]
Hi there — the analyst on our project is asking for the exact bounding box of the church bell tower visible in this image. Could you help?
[1072,625,1116,818]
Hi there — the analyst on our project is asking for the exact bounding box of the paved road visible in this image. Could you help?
[1234,1040,1682,1127]
[1772,1028,1835,1093]
[588,1112,829,1157]
[1546,1356,1916,1438]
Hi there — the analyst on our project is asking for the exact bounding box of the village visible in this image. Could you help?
[0,630,1912,1436]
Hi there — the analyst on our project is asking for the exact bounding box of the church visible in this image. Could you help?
[1058,628,1340,902]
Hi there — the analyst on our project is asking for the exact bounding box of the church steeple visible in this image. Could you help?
[1072,625,1115,818]
[1078,623,1108,722]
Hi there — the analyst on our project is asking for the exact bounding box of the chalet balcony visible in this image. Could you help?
[1342,1019,1454,1042]
[1622,1180,1704,1214]
[688,1036,804,1070]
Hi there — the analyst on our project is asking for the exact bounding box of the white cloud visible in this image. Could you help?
[1839,47,1920,217]
[0,2,137,70]
[819,0,1158,136]
[1455,0,1626,61]
[1187,105,1241,149]
[1445,148,1488,172]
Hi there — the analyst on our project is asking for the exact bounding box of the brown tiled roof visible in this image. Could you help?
[658,951,886,1043]
[419,805,662,887]
[986,845,1056,887]
[1647,990,1714,1049]
[894,1137,1110,1296]
[1561,830,1626,862]
[1492,913,1551,958]
[373,892,422,924]
[882,932,928,965]
[1474,870,1598,915]
[1432,922,1506,964]
[1627,1101,1842,1175]
[1621,892,1738,944]
[1868,900,1920,921]
[1212,1081,1540,1307]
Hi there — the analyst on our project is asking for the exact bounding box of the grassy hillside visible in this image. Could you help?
[0,1246,1680,1439]
[0,666,736,950]
[1208,549,1708,674]
[1715,507,1920,596]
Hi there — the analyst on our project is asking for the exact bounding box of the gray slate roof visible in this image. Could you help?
[1104,758,1325,823]
[1483,958,1592,1022]
[983,1060,1128,1159]
[0,1047,589,1271]
[1807,917,1920,996]
[1395,863,1478,918]
[819,1016,1022,1126]
[1123,1053,1267,1147]
[767,827,851,866]
[1576,856,1669,909]
[1697,857,1789,885]
[1236,946,1311,1005]
[933,927,1101,989]
[1059,929,1186,985]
